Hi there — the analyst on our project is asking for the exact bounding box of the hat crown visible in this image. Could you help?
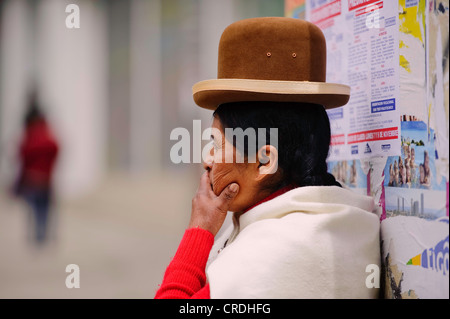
[217,17,327,82]
[192,17,350,110]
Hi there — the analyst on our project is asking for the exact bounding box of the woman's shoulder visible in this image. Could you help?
[239,185,377,230]
[207,203,380,298]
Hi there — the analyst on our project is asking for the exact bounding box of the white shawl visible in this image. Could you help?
[206,186,381,299]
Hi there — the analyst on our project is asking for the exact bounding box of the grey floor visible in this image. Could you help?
[0,170,197,298]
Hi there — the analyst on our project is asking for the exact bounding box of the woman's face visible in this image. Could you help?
[203,117,272,213]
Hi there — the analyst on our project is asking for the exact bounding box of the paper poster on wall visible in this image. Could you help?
[381,216,449,298]
[317,0,449,299]
[398,0,427,122]
[382,0,448,221]
[305,0,401,160]
[380,0,449,299]
[427,0,449,192]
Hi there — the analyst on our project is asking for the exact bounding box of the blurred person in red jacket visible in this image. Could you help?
[15,97,59,244]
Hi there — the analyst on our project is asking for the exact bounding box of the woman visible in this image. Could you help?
[393,160,399,186]
[419,163,425,184]
[388,163,394,186]
[398,156,404,186]
[155,17,380,299]
[405,158,411,187]
[422,150,431,187]
[15,97,59,244]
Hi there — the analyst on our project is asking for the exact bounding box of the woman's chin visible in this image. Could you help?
[210,178,227,196]
[212,182,238,197]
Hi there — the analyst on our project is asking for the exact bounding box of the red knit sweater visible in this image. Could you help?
[154,185,295,299]
[19,120,59,188]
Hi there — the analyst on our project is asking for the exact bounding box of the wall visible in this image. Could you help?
[287,0,449,298]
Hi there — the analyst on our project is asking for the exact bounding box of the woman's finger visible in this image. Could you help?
[197,170,211,194]
[215,183,239,212]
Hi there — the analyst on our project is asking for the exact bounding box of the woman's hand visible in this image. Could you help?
[189,171,239,236]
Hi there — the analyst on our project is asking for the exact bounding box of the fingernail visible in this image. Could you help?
[229,184,239,193]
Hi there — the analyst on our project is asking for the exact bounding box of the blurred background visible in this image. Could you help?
[0,0,284,298]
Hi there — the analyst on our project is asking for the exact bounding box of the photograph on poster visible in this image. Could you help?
[328,159,367,191]
[383,120,447,220]
[383,121,447,191]
[384,185,447,220]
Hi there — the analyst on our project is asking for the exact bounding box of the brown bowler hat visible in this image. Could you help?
[193,17,350,110]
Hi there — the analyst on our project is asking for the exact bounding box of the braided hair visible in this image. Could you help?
[213,101,341,191]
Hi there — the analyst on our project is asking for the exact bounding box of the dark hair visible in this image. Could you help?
[24,107,43,127]
[213,101,341,191]
[24,92,45,128]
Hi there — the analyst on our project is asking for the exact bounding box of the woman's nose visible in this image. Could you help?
[203,146,214,171]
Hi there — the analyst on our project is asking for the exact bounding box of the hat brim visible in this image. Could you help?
[193,79,350,110]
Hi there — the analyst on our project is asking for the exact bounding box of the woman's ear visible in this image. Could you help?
[256,145,278,177]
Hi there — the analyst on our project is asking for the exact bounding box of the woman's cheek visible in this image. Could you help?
[211,164,237,196]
